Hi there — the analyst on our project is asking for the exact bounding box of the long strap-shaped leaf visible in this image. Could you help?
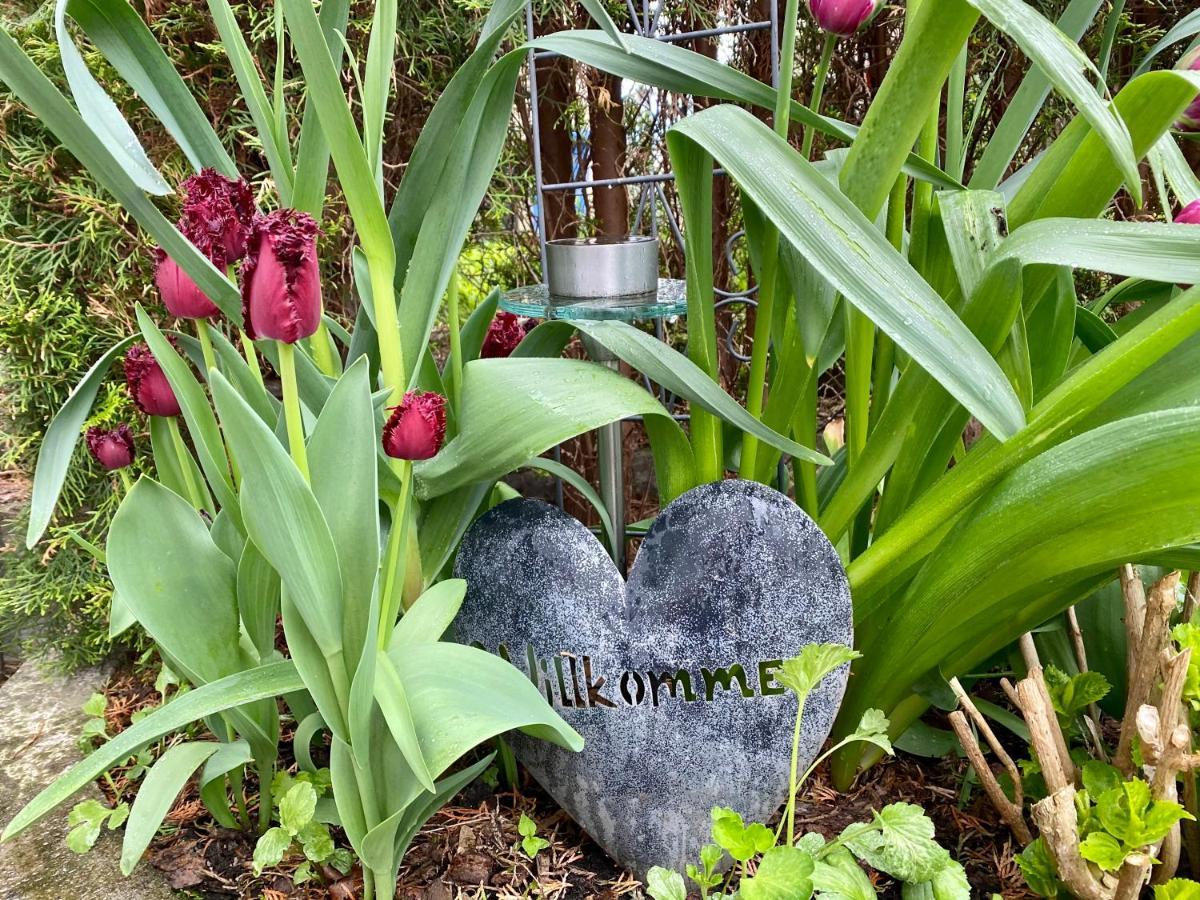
[61,0,238,177]
[670,105,1026,440]
[0,29,241,319]
[1,661,303,842]
[54,0,169,193]
[965,0,1140,204]
[994,219,1200,283]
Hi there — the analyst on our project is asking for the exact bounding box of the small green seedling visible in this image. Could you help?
[252,776,351,882]
[66,798,129,854]
[518,812,550,858]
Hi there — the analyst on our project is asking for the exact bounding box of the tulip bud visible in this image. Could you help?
[154,248,221,320]
[86,424,135,470]
[1174,47,1200,133]
[179,168,255,264]
[383,391,447,461]
[808,0,879,35]
[480,311,524,359]
[124,342,181,417]
[242,210,323,343]
[1177,199,1200,225]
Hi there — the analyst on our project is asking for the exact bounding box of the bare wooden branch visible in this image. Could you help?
[1000,676,1020,708]
[1115,572,1180,774]
[949,676,1024,806]
[948,710,1033,844]
[1113,852,1151,900]
[1019,632,1041,673]
[1031,788,1113,900]
[1120,564,1147,662]
[1185,570,1200,626]
[1066,605,1109,762]
[1017,672,1072,794]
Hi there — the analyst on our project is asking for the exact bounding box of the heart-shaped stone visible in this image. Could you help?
[453,479,852,877]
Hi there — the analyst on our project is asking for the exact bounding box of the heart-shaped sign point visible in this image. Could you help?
[453,479,852,877]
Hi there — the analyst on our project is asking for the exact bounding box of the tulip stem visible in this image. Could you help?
[240,331,266,391]
[166,417,204,510]
[378,463,413,649]
[801,34,838,160]
[446,268,464,410]
[118,468,133,494]
[277,341,309,481]
[195,320,218,377]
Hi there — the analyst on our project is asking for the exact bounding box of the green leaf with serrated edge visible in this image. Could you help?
[812,845,875,900]
[1081,761,1122,799]
[1015,838,1061,898]
[1156,879,1200,899]
[298,820,334,861]
[739,846,815,900]
[646,867,688,900]
[120,742,220,874]
[777,645,860,706]
[846,804,950,883]
[252,826,292,875]
[1079,832,1125,872]
[1097,777,1195,846]
[279,782,317,836]
[849,709,893,756]
[3,660,302,842]
[1044,666,1111,719]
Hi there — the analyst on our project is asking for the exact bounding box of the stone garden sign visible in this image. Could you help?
[453,479,853,877]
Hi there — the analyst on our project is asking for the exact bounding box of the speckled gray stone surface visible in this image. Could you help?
[0,658,175,900]
[453,479,852,878]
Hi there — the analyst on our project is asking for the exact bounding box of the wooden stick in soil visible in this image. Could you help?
[1120,564,1147,671]
[949,677,1024,808]
[1031,787,1112,900]
[1016,670,1073,794]
[1185,570,1200,625]
[948,710,1032,843]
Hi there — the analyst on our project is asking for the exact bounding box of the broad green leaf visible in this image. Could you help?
[711,807,775,862]
[279,782,317,836]
[137,310,238,520]
[149,415,214,515]
[669,105,1025,440]
[965,0,1140,204]
[969,0,1105,190]
[120,742,219,874]
[413,358,696,503]
[54,0,168,193]
[572,320,830,465]
[307,358,378,670]
[198,740,253,830]
[1078,831,1125,871]
[739,846,815,900]
[210,372,344,657]
[383,641,582,777]
[61,0,236,175]
[0,30,241,322]
[994,220,1200,284]
[645,867,687,900]
[391,579,466,647]
[845,803,950,883]
[2,661,302,841]
[25,336,135,546]
[812,846,875,900]
[237,540,281,662]
[374,651,436,793]
[252,826,292,875]
[1081,761,1123,799]
[777,644,860,705]
[1015,838,1062,898]
[108,479,241,685]
[1156,880,1200,900]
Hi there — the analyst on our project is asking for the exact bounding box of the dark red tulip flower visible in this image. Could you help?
[480,311,524,359]
[808,0,879,34]
[383,391,447,461]
[1175,47,1200,133]
[86,424,135,470]
[1177,199,1200,225]
[155,248,221,320]
[124,342,181,417]
[179,168,255,264]
[242,210,323,343]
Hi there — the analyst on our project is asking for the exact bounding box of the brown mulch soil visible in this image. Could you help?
[90,663,1031,899]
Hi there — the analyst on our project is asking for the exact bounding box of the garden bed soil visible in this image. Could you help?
[90,664,1034,899]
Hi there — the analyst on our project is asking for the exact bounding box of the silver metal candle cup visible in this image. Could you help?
[545,236,659,299]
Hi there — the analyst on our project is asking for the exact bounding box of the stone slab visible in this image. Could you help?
[453,479,853,878]
[0,658,175,900]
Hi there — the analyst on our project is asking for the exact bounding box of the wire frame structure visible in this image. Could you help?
[521,0,783,517]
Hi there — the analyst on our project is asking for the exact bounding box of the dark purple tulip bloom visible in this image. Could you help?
[179,168,255,265]
[1175,47,1200,133]
[154,249,221,320]
[383,391,447,461]
[480,311,524,359]
[124,342,181,418]
[86,425,135,470]
[242,210,323,343]
[1177,199,1200,225]
[808,0,879,34]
